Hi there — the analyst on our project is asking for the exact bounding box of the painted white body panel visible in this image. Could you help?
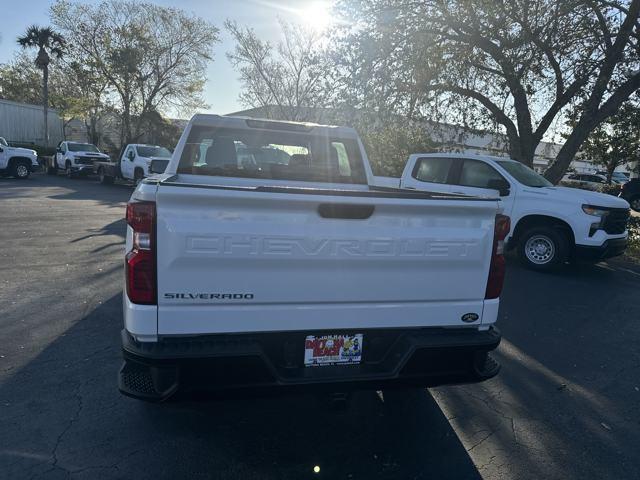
[0,137,38,169]
[55,141,108,170]
[119,144,171,180]
[154,182,499,335]
[399,153,630,249]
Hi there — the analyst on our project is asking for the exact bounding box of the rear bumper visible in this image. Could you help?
[575,237,628,261]
[119,326,501,401]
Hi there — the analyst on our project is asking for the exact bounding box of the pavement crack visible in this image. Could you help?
[49,383,84,473]
[466,429,496,452]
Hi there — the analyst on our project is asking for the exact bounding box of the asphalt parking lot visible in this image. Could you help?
[1,173,640,480]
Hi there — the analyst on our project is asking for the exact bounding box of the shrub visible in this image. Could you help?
[627,216,640,261]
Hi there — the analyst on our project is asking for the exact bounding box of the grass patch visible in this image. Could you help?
[625,216,640,263]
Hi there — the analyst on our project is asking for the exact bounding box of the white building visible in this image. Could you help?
[0,98,64,147]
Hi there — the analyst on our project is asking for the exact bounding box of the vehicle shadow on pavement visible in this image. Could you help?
[70,218,127,245]
[430,259,640,479]
[0,294,481,480]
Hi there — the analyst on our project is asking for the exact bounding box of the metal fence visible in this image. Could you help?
[0,98,64,147]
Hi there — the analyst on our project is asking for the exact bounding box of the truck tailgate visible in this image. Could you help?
[155,182,499,335]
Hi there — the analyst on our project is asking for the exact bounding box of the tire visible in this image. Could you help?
[517,226,569,271]
[630,196,640,212]
[65,161,74,179]
[134,168,144,186]
[10,160,31,180]
[98,167,114,185]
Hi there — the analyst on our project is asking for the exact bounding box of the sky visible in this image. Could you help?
[0,0,335,116]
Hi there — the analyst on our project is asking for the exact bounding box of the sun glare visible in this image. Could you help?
[299,1,334,31]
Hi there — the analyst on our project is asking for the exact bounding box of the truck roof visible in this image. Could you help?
[192,114,360,138]
[409,152,518,164]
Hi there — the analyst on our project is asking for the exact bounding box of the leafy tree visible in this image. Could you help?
[358,117,437,175]
[16,25,65,147]
[52,61,109,145]
[0,54,44,105]
[227,20,438,173]
[578,101,640,183]
[333,0,640,182]
[226,20,334,122]
[0,54,109,145]
[51,0,219,145]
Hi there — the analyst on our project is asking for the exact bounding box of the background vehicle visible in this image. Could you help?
[620,179,640,211]
[595,170,629,185]
[119,115,506,402]
[0,137,39,179]
[378,154,630,271]
[562,173,608,190]
[95,144,171,185]
[46,141,109,177]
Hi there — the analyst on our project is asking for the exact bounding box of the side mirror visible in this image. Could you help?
[487,178,511,197]
[149,159,169,174]
[56,147,61,153]
[128,152,135,160]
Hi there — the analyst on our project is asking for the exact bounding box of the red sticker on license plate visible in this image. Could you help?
[304,334,363,366]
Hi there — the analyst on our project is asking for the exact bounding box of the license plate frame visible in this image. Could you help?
[304,334,363,366]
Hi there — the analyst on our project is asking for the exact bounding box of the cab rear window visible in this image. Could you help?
[177,126,367,184]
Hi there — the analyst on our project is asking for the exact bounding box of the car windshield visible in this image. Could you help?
[0,137,7,147]
[68,143,100,153]
[136,146,172,158]
[496,160,553,187]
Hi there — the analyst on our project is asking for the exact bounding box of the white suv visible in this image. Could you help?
[396,154,631,271]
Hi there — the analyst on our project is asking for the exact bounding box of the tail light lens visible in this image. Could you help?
[485,214,510,300]
[125,201,156,304]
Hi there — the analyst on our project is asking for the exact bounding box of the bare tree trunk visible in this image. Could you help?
[508,139,535,168]
[607,163,615,184]
[544,116,596,183]
[42,65,49,148]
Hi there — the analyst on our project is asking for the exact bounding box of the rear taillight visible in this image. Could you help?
[485,214,510,300]
[125,201,156,304]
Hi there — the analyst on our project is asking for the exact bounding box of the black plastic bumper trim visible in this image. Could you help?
[119,327,501,401]
[574,237,628,261]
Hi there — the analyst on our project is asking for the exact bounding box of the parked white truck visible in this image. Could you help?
[0,137,39,179]
[380,153,630,271]
[47,141,110,177]
[119,115,508,401]
[95,144,172,185]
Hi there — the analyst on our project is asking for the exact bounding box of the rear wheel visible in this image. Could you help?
[630,196,640,212]
[134,168,144,186]
[98,167,114,185]
[10,160,30,179]
[65,161,74,179]
[517,226,569,271]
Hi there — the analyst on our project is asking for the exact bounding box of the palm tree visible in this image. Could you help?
[17,25,65,148]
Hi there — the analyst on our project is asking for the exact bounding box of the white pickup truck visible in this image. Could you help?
[118,115,509,401]
[379,154,630,271]
[95,143,171,185]
[47,141,110,177]
[0,137,39,179]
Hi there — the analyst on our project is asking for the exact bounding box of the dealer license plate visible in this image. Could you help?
[304,334,363,366]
